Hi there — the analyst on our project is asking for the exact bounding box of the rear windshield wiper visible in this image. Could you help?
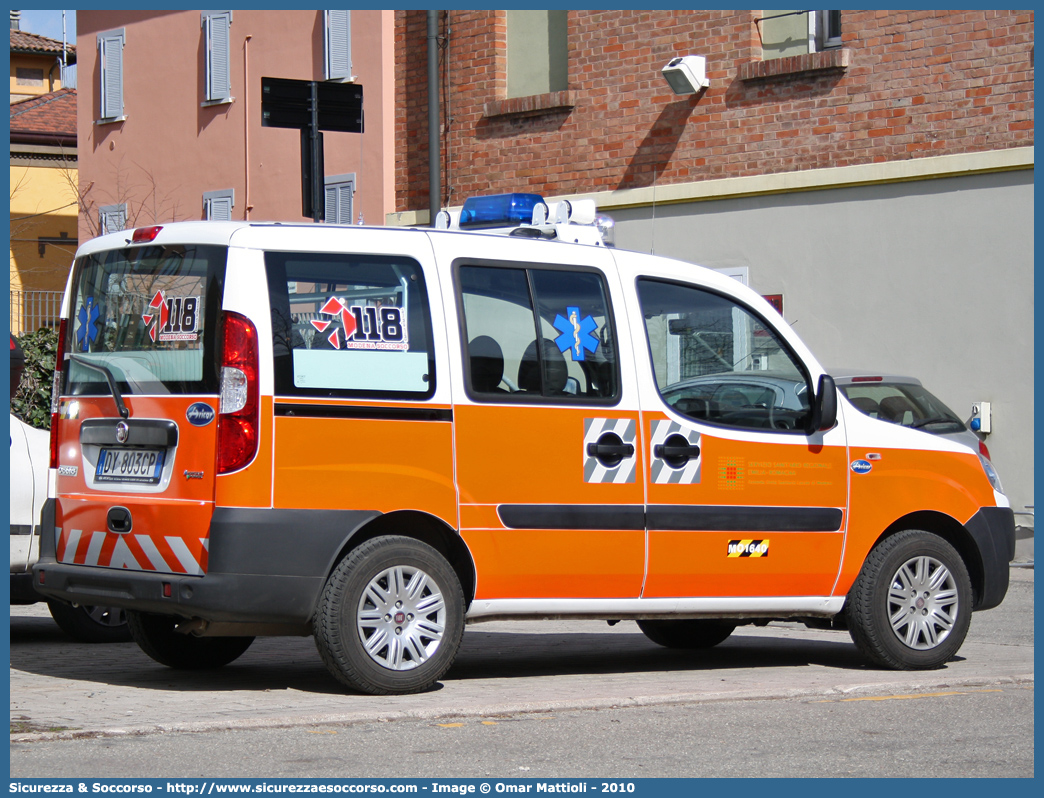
[69,355,129,419]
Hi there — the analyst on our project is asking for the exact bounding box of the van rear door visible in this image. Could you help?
[53,241,226,576]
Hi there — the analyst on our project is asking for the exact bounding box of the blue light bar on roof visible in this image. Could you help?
[458,193,545,230]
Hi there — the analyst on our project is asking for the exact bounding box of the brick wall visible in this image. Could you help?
[395,9,1033,213]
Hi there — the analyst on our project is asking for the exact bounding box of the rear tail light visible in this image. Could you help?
[978,439,992,461]
[217,311,259,474]
[49,317,68,470]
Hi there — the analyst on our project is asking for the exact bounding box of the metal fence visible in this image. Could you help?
[10,290,63,336]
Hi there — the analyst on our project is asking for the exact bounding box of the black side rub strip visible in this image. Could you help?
[275,403,452,422]
[497,504,843,532]
[648,505,844,532]
[498,505,646,531]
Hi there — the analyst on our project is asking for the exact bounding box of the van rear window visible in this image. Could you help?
[265,252,435,399]
[65,245,226,396]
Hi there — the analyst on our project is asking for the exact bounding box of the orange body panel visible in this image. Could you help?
[455,405,645,505]
[463,528,645,599]
[644,530,845,597]
[455,404,645,599]
[55,495,212,575]
[55,396,218,503]
[215,395,275,508]
[459,504,504,530]
[645,423,848,508]
[835,447,995,596]
[642,413,849,598]
[272,406,456,526]
[53,395,218,574]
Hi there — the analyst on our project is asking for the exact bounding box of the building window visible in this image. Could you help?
[324,174,355,224]
[816,10,843,50]
[760,10,842,60]
[324,10,352,81]
[99,204,127,235]
[203,189,235,221]
[506,10,567,98]
[202,11,232,103]
[97,28,125,121]
[16,68,44,87]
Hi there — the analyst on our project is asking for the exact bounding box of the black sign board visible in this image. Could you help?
[261,77,363,133]
[260,77,364,221]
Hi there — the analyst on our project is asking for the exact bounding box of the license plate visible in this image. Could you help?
[95,447,166,485]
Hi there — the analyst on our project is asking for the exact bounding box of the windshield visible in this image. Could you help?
[65,244,226,396]
[839,382,966,433]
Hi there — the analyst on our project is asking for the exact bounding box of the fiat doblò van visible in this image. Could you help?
[34,197,1014,694]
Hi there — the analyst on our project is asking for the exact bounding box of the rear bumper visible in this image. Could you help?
[965,506,1016,611]
[32,502,379,625]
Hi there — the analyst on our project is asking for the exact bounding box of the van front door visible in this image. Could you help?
[633,277,848,599]
[452,259,645,601]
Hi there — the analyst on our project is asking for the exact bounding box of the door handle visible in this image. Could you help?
[654,433,701,468]
[586,432,635,469]
[587,442,635,459]
[654,443,701,459]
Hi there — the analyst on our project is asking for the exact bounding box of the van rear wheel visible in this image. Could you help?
[314,536,465,695]
[47,600,132,644]
[126,611,254,670]
[637,619,737,649]
[845,529,972,670]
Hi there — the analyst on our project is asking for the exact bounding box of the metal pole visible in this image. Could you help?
[309,81,323,222]
[427,10,441,226]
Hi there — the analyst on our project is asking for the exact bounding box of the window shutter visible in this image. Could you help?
[204,189,234,221]
[99,204,127,235]
[204,12,232,102]
[98,29,125,120]
[323,175,355,224]
[325,10,352,80]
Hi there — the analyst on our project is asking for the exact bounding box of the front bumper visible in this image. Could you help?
[965,506,1016,611]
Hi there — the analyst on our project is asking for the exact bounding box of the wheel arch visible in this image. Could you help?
[874,511,986,608]
[328,510,477,610]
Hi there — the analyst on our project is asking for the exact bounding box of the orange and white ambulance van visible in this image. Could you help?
[34,194,1015,695]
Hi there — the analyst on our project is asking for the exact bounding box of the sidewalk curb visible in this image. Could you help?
[11,673,1034,744]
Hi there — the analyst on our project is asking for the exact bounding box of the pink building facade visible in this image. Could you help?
[76,10,396,241]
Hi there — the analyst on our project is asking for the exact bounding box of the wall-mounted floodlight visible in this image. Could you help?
[661,55,709,94]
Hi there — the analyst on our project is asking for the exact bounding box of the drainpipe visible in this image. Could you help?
[427,10,441,225]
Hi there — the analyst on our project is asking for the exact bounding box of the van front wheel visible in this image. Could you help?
[126,611,254,669]
[315,536,465,695]
[845,529,972,670]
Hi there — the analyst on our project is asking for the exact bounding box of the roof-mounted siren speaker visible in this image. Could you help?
[661,55,709,95]
[548,199,597,225]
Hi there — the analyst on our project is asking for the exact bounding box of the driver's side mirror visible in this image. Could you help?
[810,374,838,432]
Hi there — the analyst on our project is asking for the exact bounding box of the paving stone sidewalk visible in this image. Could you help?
[10,568,1033,741]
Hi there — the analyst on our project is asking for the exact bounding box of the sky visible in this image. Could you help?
[17,9,76,42]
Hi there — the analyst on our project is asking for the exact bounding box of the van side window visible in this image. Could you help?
[265,252,435,399]
[637,278,812,432]
[458,265,619,403]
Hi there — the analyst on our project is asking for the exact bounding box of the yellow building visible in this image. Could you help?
[10,24,73,104]
[9,27,77,334]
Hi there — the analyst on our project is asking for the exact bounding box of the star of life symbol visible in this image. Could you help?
[553,306,599,362]
[76,296,100,351]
